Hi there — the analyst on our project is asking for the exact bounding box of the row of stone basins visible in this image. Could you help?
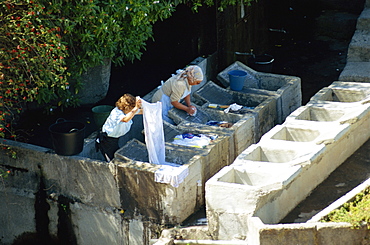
[152,1,370,244]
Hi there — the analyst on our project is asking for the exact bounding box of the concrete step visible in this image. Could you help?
[339,61,370,82]
[356,8,370,31]
[315,11,358,40]
[347,30,370,62]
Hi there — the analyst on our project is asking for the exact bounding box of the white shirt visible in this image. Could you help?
[102,107,133,138]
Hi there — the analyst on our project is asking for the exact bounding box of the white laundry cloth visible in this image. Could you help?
[142,99,165,164]
[154,163,189,188]
[172,134,211,148]
[224,103,243,113]
[141,99,189,187]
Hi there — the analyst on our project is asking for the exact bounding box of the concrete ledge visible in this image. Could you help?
[356,7,370,31]
[217,61,301,124]
[339,61,370,82]
[347,30,370,62]
[0,139,120,208]
[309,177,370,223]
[247,216,370,245]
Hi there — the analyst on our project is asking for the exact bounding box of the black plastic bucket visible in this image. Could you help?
[248,54,274,73]
[49,118,85,156]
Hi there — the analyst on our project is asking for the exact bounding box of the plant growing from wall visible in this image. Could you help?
[321,187,370,229]
[0,0,255,140]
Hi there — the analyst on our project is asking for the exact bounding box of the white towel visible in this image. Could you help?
[224,103,243,113]
[142,100,165,164]
[142,100,189,187]
[172,134,211,148]
[154,163,189,188]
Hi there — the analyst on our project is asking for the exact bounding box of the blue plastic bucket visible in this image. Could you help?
[227,70,248,91]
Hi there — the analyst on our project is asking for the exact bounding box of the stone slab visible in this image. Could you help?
[339,61,370,82]
[356,7,370,31]
[347,30,370,62]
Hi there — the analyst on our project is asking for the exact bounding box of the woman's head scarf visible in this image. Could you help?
[176,65,204,83]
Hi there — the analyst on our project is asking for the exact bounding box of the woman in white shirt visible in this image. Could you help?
[152,65,203,124]
[97,94,142,161]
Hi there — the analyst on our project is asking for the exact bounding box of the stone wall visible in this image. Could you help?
[0,140,157,245]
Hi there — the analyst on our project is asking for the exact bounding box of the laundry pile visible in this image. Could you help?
[172,133,218,148]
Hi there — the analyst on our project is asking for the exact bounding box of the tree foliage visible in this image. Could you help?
[0,0,255,139]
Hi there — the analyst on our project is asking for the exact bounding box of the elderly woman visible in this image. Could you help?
[152,65,204,124]
[97,94,142,161]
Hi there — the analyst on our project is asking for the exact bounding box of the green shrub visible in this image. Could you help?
[321,187,370,229]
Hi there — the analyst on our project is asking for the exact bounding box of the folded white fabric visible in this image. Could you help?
[154,163,189,188]
[224,103,243,113]
[172,134,211,148]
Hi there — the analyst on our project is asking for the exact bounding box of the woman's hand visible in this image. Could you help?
[172,101,196,115]
[187,105,197,116]
[135,96,142,109]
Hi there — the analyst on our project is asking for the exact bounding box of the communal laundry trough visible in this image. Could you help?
[237,142,322,164]
[308,81,370,104]
[268,126,320,142]
[215,164,298,188]
[217,61,301,124]
[114,121,232,224]
[204,85,370,240]
[259,123,348,144]
[289,106,346,122]
[168,104,256,157]
[193,81,277,140]
[115,138,202,224]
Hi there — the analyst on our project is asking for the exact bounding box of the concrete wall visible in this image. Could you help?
[247,217,370,245]
[0,139,157,245]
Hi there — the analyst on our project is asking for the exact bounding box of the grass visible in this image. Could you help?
[320,187,370,229]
